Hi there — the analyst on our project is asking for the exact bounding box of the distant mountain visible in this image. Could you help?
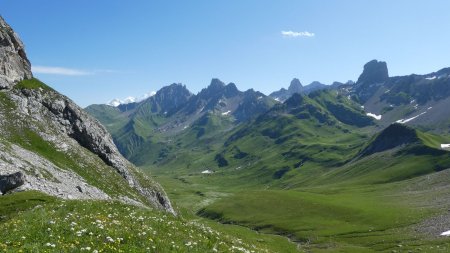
[270,78,329,102]
[270,78,303,102]
[87,78,277,165]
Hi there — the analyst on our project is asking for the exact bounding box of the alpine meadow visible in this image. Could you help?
[2,1,450,252]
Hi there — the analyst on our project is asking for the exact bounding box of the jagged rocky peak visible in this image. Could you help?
[224,82,239,97]
[0,16,33,89]
[155,83,191,101]
[357,60,389,85]
[199,78,227,98]
[150,82,192,114]
[288,78,303,94]
[209,78,226,89]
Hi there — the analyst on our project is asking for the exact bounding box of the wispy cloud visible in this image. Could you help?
[32,66,92,76]
[281,30,315,38]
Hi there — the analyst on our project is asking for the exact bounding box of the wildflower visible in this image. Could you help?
[106,236,114,243]
[45,243,56,248]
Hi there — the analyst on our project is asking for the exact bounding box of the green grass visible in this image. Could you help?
[14,78,54,91]
[196,186,450,252]
[0,191,296,253]
[0,191,56,222]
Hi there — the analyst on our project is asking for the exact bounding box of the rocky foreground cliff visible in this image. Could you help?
[0,16,174,214]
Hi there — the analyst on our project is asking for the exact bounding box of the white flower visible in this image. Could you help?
[45,243,56,248]
[106,236,114,243]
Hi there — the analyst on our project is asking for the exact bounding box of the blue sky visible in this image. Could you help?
[2,0,450,107]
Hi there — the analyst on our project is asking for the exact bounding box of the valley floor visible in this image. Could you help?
[148,168,450,252]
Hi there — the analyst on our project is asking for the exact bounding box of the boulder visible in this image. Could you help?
[0,172,25,194]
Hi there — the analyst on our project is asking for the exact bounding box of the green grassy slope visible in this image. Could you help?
[0,191,297,252]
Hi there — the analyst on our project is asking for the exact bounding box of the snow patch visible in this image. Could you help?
[440,230,450,236]
[366,113,382,120]
[257,96,263,100]
[222,110,231,116]
[426,76,437,80]
[396,111,427,124]
[441,144,450,149]
[201,170,213,174]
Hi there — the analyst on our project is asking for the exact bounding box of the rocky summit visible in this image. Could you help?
[0,16,174,214]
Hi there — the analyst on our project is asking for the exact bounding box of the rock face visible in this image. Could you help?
[0,171,25,194]
[287,78,303,94]
[0,16,32,89]
[0,16,175,214]
[355,60,389,103]
[144,83,192,115]
[357,60,389,85]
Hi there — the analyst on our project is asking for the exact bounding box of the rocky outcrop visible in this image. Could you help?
[11,81,175,214]
[355,60,389,103]
[0,171,25,194]
[0,16,175,214]
[0,16,32,89]
[357,60,389,85]
[288,78,303,94]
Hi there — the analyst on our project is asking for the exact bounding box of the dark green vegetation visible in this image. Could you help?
[0,191,297,252]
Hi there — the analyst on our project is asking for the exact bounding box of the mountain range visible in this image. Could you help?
[3,11,450,252]
[86,55,450,251]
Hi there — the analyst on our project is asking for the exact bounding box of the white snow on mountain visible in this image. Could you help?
[366,113,382,120]
[107,91,156,107]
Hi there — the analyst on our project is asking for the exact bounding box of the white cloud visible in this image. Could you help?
[281,30,315,38]
[32,66,92,76]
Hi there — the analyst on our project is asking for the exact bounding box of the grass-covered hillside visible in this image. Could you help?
[0,191,297,252]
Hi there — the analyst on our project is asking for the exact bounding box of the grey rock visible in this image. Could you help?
[0,171,25,194]
[287,78,303,94]
[0,16,32,89]
[355,60,389,103]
